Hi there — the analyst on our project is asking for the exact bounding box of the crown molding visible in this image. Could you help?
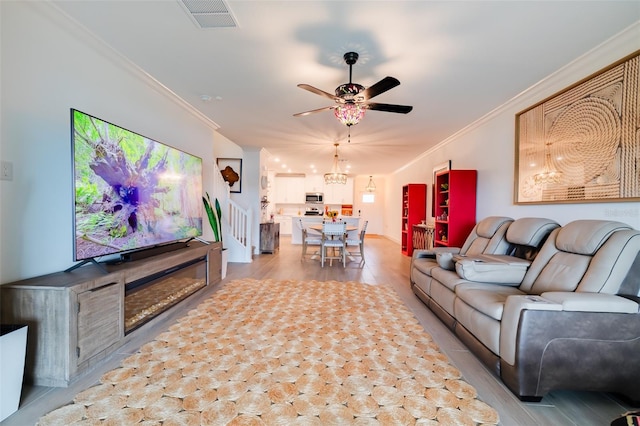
[35,1,220,131]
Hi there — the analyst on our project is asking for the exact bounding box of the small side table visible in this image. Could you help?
[260,222,280,254]
[412,224,434,251]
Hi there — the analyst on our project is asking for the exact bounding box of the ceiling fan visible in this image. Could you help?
[294,52,413,126]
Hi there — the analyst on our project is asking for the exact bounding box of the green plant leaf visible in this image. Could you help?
[203,192,220,242]
[214,197,223,246]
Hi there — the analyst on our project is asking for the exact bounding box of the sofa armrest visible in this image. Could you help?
[412,247,461,260]
[541,292,639,313]
[500,293,639,366]
[499,308,640,402]
[500,295,563,365]
[455,254,531,285]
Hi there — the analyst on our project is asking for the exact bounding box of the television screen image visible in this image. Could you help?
[71,109,203,261]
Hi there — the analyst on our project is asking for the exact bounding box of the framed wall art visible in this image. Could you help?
[515,50,640,205]
[432,160,451,216]
[217,158,242,193]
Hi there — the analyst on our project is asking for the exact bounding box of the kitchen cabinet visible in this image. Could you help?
[274,176,305,204]
[323,177,354,204]
[304,174,324,193]
[275,215,293,235]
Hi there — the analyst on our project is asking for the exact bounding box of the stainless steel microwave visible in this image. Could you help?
[305,193,324,204]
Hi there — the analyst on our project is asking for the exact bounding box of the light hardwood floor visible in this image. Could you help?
[4,235,636,425]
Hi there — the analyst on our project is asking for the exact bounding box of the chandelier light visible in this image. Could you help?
[365,175,376,192]
[324,143,348,185]
[533,143,563,185]
[334,103,366,127]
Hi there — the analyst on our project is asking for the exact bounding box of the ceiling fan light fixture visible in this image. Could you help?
[295,51,412,123]
[334,103,365,127]
[336,83,365,100]
[324,143,348,185]
[365,175,376,192]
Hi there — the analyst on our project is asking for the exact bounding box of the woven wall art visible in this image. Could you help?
[515,50,639,204]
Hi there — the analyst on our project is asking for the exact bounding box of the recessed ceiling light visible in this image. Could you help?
[200,94,212,102]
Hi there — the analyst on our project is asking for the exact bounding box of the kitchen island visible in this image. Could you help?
[291,216,360,244]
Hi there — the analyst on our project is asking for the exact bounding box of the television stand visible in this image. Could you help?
[1,241,222,387]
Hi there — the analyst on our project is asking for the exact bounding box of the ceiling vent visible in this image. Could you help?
[179,0,238,29]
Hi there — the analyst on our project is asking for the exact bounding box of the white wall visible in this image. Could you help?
[352,175,384,235]
[0,2,241,282]
[243,150,261,255]
[386,23,640,244]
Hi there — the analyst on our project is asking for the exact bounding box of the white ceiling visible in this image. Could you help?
[53,1,639,176]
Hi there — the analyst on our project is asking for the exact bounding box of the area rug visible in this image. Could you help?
[37,279,499,425]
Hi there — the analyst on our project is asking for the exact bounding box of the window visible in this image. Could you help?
[362,193,375,203]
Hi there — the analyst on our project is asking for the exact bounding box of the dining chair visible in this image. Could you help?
[321,221,347,267]
[298,219,321,261]
[346,220,368,265]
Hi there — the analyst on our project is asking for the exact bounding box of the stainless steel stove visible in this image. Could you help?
[304,206,323,216]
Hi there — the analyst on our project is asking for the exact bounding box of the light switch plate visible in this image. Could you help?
[1,161,13,181]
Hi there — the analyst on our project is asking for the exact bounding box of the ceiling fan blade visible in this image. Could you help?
[359,77,400,100]
[293,105,335,117]
[297,84,339,102]
[366,103,413,114]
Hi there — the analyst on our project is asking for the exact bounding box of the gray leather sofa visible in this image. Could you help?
[410,218,640,403]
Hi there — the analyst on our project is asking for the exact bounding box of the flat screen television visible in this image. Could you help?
[71,109,203,263]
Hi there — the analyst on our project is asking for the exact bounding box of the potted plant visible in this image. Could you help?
[203,193,227,280]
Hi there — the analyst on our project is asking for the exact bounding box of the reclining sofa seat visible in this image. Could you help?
[423,217,559,328]
[452,220,640,402]
[411,216,514,326]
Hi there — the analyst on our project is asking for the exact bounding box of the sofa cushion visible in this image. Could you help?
[506,217,559,247]
[529,251,591,294]
[455,283,525,321]
[454,297,503,356]
[460,216,513,255]
[477,216,513,238]
[432,267,468,292]
[455,254,530,284]
[555,220,631,255]
[412,258,440,277]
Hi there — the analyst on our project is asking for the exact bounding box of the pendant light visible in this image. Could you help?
[365,176,376,192]
[324,143,347,185]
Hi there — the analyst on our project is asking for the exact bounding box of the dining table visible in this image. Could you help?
[308,224,359,263]
[308,224,358,233]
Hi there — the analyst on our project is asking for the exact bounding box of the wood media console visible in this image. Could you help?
[0,241,222,387]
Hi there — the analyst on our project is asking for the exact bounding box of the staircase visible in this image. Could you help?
[212,164,253,263]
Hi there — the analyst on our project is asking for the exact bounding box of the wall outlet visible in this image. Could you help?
[1,161,13,181]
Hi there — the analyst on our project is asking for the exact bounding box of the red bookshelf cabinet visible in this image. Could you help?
[401,183,427,256]
[434,170,477,248]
